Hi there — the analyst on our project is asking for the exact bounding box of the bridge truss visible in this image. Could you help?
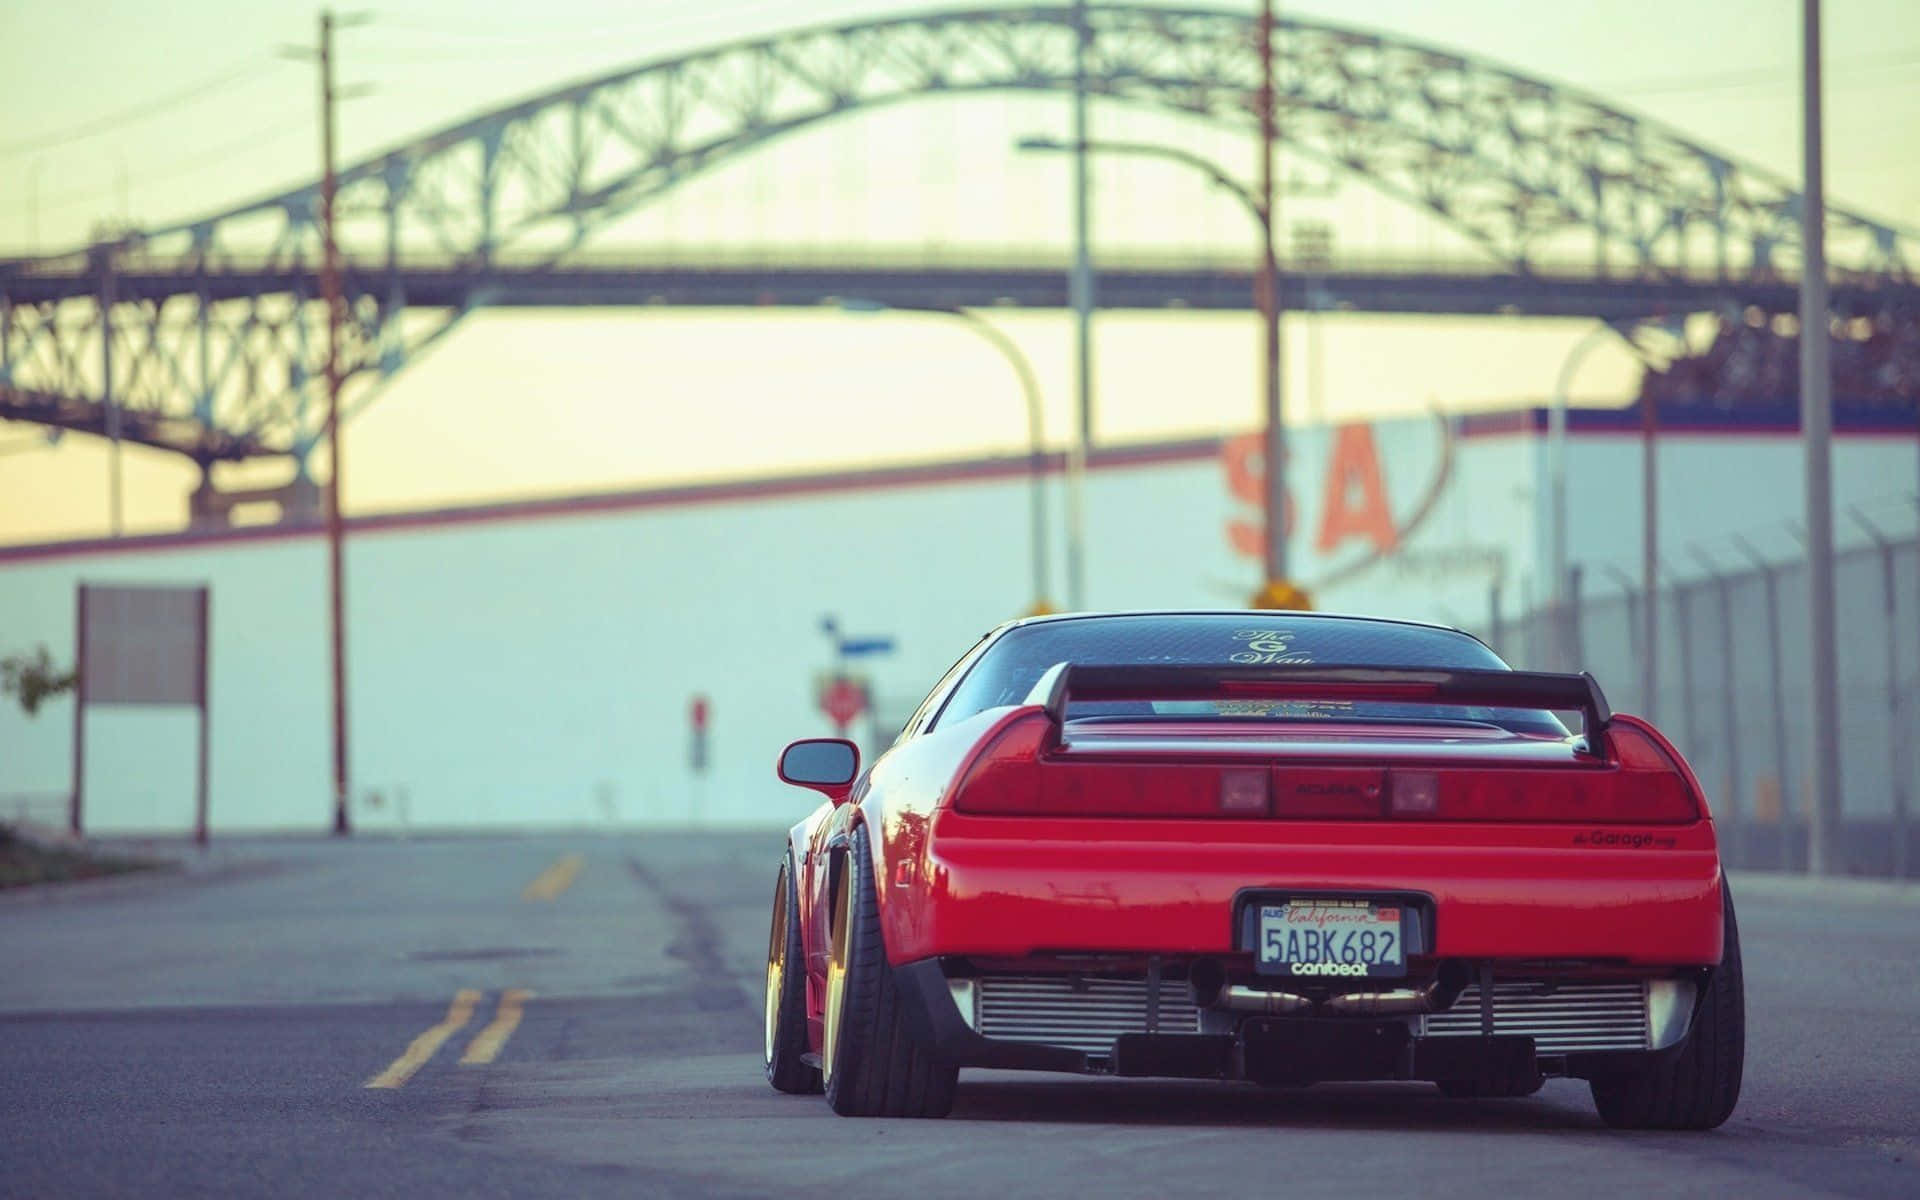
[2,3,1913,487]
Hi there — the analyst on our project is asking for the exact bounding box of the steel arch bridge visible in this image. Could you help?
[2,2,1913,488]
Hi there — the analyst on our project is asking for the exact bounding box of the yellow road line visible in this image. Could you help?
[364,989,482,1090]
[459,988,533,1065]
[521,853,585,901]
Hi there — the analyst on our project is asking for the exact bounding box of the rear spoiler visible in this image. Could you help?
[1022,662,1612,750]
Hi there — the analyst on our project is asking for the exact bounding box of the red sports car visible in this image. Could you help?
[764,612,1742,1129]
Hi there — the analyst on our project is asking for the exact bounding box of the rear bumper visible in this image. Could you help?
[890,958,1703,1085]
[895,816,1724,966]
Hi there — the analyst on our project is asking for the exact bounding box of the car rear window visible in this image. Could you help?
[934,613,1566,736]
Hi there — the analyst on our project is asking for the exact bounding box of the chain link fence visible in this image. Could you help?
[1486,533,1919,878]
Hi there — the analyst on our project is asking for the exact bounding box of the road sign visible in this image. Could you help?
[689,694,710,772]
[73,583,211,845]
[820,676,868,729]
[819,614,895,660]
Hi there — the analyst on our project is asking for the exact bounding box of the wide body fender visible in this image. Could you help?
[853,708,1015,966]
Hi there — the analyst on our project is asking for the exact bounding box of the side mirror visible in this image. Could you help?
[778,738,860,805]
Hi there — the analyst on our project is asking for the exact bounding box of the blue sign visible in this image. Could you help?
[839,637,896,657]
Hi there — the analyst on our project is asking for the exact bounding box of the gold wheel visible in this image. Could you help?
[822,866,851,1088]
[764,870,786,1066]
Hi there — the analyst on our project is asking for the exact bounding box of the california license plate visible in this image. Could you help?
[1257,898,1406,978]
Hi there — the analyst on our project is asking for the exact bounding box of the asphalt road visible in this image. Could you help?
[2,830,1917,1199]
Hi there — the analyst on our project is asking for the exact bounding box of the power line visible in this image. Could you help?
[1603,48,1920,96]
[358,45,639,66]
[376,2,793,50]
[0,59,284,158]
[353,11,801,71]
[37,115,313,213]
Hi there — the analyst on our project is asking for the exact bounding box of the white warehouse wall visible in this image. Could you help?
[1,416,1913,835]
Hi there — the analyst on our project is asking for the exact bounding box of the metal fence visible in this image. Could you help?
[1487,533,1919,877]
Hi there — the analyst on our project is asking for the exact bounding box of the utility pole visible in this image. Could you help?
[1801,0,1842,875]
[317,11,356,838]
[1258,0,1287,594]
[1641,369,1658,720]
[1066,0,1093,610]
[322,10,350,837]
[288,10,367,836]
[99,242,122,536]
[1245,1,1304,611]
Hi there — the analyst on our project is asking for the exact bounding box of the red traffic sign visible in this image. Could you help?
[819,676,867,728]
[690,694,710,731]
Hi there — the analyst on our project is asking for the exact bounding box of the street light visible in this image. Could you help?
[1016,133,1304,609]
[1799,0,1842,877]
[1550,319,1677,693]
[1017,137,1269,238]
[839,299,1055,615]
[1548,321,1620,665]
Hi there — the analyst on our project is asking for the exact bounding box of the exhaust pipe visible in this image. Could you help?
[1322,960,1471,1016]
[1191,958,1472,1016]
[1188,958,1229,1007]
[1320,988,1438,1015]
[1214,985,1313,1014]
[1189,959,1312,1014]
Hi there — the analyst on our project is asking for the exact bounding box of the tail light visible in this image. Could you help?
[1387,722,1698,823]
[949,712,1274,817]
[948,713,1050,814]
[949,711,1701,824]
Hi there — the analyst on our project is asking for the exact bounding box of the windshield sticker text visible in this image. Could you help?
[1230,628,1314,665]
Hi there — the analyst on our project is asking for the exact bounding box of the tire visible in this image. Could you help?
[1589,885,1744,1131]
[821,825,958,1118]
[764,853,822,1094]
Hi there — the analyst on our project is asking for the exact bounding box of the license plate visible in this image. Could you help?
[1257,898,1405,978]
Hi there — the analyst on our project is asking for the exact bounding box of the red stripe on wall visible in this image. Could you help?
[0,437,1225,565]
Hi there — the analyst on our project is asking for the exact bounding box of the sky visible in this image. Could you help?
[1,0,1917,544]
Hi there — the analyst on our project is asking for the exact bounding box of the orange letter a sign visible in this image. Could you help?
[1315,423,1397,554]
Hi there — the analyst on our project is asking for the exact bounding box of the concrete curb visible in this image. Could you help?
[0,862,187,906]
[0,832,287,906]
[0,859,296,906]
[1727,868,1920,905]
